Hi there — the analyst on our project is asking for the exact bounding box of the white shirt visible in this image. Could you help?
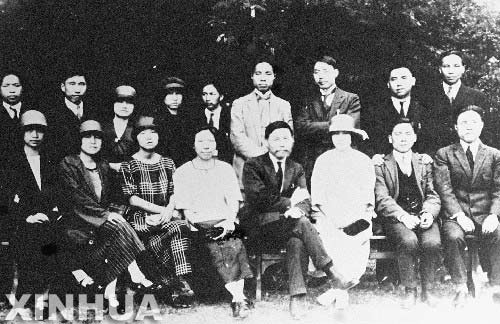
[113,116,128,141]
[65,97,83,119]
[3,102,21,119]
[205,105,222,130]
[269,153,286,190]
[443,80,461,101]
[26,154,42,190]
[460,139,481,161]
[320,85,336,107]
[393,150,413,176]
[391,97,411,116]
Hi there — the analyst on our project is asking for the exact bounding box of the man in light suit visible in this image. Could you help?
[295,55,361,185]
[421,50,490,155]
[434,105,500,307]
[242,121,346,319]
[375,119,441,308]
[230,61,293,187]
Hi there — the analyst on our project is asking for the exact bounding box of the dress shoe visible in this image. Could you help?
[401,287,417,309]
[421,289,438,307]
[231,299,251,318]
[453,290,468,308]
[289,294,307,320]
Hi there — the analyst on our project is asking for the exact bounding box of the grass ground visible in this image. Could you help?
[1,263,499,324]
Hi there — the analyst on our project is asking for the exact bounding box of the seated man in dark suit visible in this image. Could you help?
[434,105,500,307]
[375,119,441,308]
[242,121,345,319]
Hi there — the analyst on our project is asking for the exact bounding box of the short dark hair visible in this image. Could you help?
[455,105,485,123]
[253,60,275,74]
[439,50,467,67]
[391,118,416,133]
[60,66,87,83]
[264,121,293,139]
[202,80,225,96]
[386,64,413,81]
[316,55,338,69]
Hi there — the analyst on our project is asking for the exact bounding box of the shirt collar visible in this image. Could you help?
[254,89,273,100]
[65,97,83,112]
[3,101,21,113]
[319,85,336,96]
[268,153,286,172]
[205,105,221,118]
[443,80,461,93]
[392,150,413,164]
[460,139,481,157]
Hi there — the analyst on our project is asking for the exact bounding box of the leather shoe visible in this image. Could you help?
[231,300,251,318]
[421,289,438,307]
[453,290,467,308]
[289,294,307,320]
[401,287,417,309]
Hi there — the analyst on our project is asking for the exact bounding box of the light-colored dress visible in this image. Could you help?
[311,148,375,282]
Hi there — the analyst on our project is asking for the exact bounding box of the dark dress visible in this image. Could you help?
[58,155,145,285]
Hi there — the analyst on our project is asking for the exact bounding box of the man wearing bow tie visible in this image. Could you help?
[295,55,361,186]
[230,61,293,187]
[434,105,500,307]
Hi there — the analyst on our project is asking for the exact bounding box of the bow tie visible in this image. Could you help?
[256,92,271,101]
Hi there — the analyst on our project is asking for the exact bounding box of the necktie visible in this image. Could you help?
[76,104,83,120]
[276,161,283,192]
[466,146,474,172]
[208,113,214,127]
[446,85,454,104]
[399,101,406,118]
[9,106,18,120]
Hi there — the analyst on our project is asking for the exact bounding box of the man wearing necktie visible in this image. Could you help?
[296,55,361,187]
[192,81,233,163]
[242,121,343,319]
[362,65,426,157]
[434,105,500,307]
[374,119,441,308]
[230,61,293,188]
[45,67,98,163]
[420,50,490,155]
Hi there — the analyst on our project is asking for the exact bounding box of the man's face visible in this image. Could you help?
[455,110,483,144]
[61,75,87,104]
[387,68,415,99]
[251,62,275,93]
[331,132,351,151]
[313,61,338,90]
[194,129,217,160]
[389,123,416,153]
[1,74,22,105]
[202,84,223,111]
[81,133,102,156]
[137,129,159,151]
[164,90,183,111]
[266,128,294,160]
[114,100,134,118]
[23,126,45,149]
[439,54,465,85]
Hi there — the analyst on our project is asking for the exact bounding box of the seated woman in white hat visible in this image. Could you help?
[311,114,375,309]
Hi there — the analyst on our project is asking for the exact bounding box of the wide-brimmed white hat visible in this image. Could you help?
[328,114,368,140]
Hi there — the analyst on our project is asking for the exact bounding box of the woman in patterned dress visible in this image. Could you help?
[120,115,194,307]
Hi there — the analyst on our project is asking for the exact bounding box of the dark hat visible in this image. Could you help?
[161,77,185,90]
[114,85,136,102]
[133,116,158,139]
[80,120,103,136]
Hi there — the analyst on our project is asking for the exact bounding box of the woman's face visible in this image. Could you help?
[113,100,134,118]
[194,129,217,160]
[137,128,159,151]
[331,131,352,151]
[81,133,102,156]
[23,126,45,149]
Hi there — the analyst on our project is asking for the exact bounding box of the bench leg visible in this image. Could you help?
[255,255,262,302]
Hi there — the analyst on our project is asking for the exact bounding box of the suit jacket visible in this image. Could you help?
[58,155,114,232]
[363,97,426,156]
[434,142,500,225]
[46,99,99,163]
[242,154,310,228]
[191,103,233,164]
[421,83,490,155]
[375,152,441,221]
[295,88,361,179]
[101,119,136,163]
[231,91,293,186]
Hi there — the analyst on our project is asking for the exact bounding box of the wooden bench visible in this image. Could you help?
[253,235,396,301]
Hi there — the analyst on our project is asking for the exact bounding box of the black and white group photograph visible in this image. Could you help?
[1,0,500,323]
